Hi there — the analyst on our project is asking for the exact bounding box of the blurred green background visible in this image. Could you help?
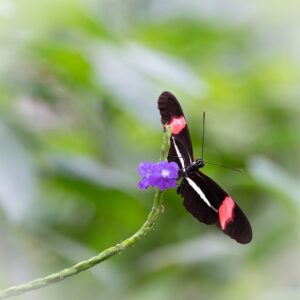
[0,0,300,299]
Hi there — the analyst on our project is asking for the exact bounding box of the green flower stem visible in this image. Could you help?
[0,126,172,299]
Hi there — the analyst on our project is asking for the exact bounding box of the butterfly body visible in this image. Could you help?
[158,91,252,244]
[186,158,205,173]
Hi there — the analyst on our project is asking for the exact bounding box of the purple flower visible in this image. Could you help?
[138,161,179,191]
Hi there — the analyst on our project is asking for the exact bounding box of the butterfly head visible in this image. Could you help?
[185,159,205,176]
[194,158,205,169]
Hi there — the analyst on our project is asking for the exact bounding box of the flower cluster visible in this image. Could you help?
[137,161,179,191]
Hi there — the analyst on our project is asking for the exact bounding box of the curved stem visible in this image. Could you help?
[0,126,172,299]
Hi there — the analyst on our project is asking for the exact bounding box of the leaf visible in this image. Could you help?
[0,122,36,223]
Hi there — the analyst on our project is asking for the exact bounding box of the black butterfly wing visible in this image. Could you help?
[179,171,252,244]
[158,91,193,170]
[178,173,218,225]
[200,172,252,244]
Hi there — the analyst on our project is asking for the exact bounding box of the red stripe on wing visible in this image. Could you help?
[165,116,187,135]
[218,196,235,230]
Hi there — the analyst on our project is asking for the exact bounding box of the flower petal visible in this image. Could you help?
[137,161,179,191]
[138,178,150,190]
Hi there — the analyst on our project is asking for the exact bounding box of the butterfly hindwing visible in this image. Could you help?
[168,137,193,175]
[158,91,193,169]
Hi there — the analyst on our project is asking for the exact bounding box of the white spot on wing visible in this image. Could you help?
[186,151,192,164]
[172,137,185,171]
[186,177,218,212]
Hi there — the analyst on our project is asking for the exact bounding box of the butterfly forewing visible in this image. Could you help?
[179,173,218,225]
[182,171,252,244]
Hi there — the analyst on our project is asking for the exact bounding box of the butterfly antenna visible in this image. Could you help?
[201,112,206,159]
[204,161,244,172]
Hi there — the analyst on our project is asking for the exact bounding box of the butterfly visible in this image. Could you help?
[158,91,252,244]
